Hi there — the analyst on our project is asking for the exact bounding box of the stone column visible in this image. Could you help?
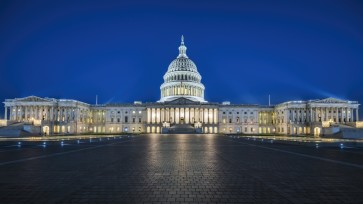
[356,108,359,121]
[4,106,7,120]
[158,108,161,123]
[21,106,24,121]
[214,109,218,124]
[345,107,348,123]
[151,108,154,124]
[9,106,12,120]
[209,109,212,124]
[166,108,169,122]
[334,108,339,123]
[200,108,203,123]
[147,108,150,124]
[185,108,189,124]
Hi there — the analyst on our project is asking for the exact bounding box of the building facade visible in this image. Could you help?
[2,37,360,136]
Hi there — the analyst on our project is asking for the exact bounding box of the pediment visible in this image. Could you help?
[15,96,53,102]
[165,97,200,105]
[313,97,348,104]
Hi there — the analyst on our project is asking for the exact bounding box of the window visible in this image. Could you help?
[229,112,232,114]
[111,118,114,122]
[139,118,141,123]
[229,118,232,123]
[245,127,247,132]
[125,116,128,123]
[223,112,225,114]
[133,118,135,123]
[117,111,120,114]
[117,118,120,123]
[237,112,239,114]
[125,111,128,114]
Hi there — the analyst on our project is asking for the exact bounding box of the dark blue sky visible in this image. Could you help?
[1,0,363,116]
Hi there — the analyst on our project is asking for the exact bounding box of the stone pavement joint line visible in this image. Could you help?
[228,138,363,169]
[0,139,136,167]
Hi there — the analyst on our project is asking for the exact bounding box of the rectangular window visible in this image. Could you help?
[133,118,135,123]
[125,116,128,123]
[139,118,141,123]
[117,118,120,123]
[111,118,114,122]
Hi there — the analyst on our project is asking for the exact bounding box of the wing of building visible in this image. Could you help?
[1,37,361,137]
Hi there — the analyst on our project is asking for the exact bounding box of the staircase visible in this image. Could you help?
[0,123,40,137]
[322,124,363,139]
[165,124,196,134]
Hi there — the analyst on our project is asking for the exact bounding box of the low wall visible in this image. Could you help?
[341,128,363,139]
[323,126,340,135]
[0,120,8,127]
[346,122,363,128]
[23,125,41,134]
[356,122,363,128]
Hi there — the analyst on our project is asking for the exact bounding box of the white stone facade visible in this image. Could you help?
[2,37,360,136]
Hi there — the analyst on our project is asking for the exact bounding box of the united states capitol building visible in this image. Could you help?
[1,37,361,136]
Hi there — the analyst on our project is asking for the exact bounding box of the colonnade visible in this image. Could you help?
[161,85,204,98]
[4,105,81,123]
[288,107,359,123]
[147,107,218,124]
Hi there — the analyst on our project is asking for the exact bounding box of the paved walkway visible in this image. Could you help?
[0,134,362,203]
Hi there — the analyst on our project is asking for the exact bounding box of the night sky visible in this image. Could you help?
[1,0,363,117]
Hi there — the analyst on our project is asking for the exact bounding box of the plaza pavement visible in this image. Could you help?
[0,134,362,203]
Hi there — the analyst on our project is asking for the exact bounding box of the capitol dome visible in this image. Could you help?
[159,36,206,102]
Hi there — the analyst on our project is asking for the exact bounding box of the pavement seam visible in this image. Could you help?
[228,138,363,169]
[0,138,137,167]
